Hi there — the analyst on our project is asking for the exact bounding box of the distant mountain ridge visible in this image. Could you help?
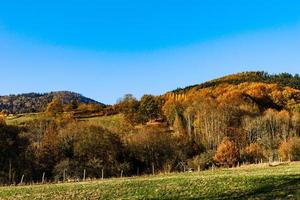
[0,91,104,114]
[2,71,300,115]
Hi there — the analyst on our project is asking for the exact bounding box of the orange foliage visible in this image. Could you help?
[214,137,239,167]
[279,137,300,161]
[243,143,264,163]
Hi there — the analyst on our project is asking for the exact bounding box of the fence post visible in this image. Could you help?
[42,172,45,184]
[101,168,104,180]
[121,170,123,178]
[63,169,66,182]
[20,174,24,185]
[152,163,155,176]
[83,169,86,181]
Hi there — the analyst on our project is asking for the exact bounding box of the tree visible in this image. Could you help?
[292,112,300,137]
[138,95,161,123]
[57,123,125,178]
[126,126,175,174]
[173,113,186,138]
[46,98,64,116]
[118,94,140,124]
[278,137,300,161]
[71,99,79,110]
[242,143,264,163]
[214,137,239,167]
[0,124,28,183]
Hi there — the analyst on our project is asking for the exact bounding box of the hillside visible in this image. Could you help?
[0,71,300,189]
[172,71,300,93]
[0,91,104,114]
[166,71,300,112]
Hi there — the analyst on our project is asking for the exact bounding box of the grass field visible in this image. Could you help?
[0,162,299,200]
[5,113,129,130]
[5,113,43,125]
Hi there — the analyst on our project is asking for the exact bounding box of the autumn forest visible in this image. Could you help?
[0,71,300,184]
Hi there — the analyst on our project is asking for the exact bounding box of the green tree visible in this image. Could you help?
[71,99,79,110]
[138,95,161,123]
[118,94,140,124]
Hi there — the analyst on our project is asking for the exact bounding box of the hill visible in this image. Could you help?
[0,71,300,190]
[0,162,299,200]
[172,71,300,94]
[0,91,104,114]
[165,71,300,112]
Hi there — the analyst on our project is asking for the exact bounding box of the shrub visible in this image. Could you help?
[214,137,239,167]
[187,150,215,170]
[279,137,300,161]
[242,143,265,163]
[126,126,176,174]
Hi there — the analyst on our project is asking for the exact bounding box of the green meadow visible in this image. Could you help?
[0,162,299,200]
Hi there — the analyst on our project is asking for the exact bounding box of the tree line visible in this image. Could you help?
[0,78,300,185]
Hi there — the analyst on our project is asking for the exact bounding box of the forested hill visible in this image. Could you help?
[0,91,104,114]
[172,71,300,94]
[165,71,300,113]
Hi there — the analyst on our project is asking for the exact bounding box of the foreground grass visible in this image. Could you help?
[0,162,299,200]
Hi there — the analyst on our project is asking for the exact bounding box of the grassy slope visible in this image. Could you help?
[5,113,127,127]
[5,113,39,125]
[0,162,299,200]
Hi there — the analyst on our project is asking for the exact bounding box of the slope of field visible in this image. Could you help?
[5,113,132,135]
[0,162,299,200]
[5,113,47,125]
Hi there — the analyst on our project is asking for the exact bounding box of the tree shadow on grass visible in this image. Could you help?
[226,175,300,200]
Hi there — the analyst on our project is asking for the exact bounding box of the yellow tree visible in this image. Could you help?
[46,98,64,116]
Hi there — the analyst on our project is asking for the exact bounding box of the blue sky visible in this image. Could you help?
[0,1,300,104]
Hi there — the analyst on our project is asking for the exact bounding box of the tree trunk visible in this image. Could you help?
[8,159,12,184]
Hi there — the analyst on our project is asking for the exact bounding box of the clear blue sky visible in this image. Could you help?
[0,0,300,104]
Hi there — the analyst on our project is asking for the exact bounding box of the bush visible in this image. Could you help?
[279,137,300,161]
[187,151,215,170]
[58,123,125,178]
[214,137,239,167]
[242,143,265,163]
[126,126,176,174]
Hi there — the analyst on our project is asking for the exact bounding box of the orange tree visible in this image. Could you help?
[214,137,239,167]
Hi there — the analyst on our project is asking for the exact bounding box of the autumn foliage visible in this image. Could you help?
[279,137,300,161]
[214,137,239,167]
[242,143,265,163]
[0,72,300,184]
